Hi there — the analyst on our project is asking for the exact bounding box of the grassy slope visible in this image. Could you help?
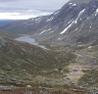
[0,36,98,93]
[0,37,76,87]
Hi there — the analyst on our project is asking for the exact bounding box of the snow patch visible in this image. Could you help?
[89,24,92,32]
[74,28,79,31]
[57,38,62,40]
[40,30,47,35]
[34,17,41,23]
[49,30,54,33]
[60,22,74,34]
[47,28,51,31]
[96,8,98,13]
[88,46,92,49]
[39,28,52,35]
[69,3,73,5]
[47,17,54,22]
[95,8,98,16]
[67,20,73,24]
[74,9,85,24]
[90,25,92,29]
[72,4,77,6]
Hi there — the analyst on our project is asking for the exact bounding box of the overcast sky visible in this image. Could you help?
[0,0,69,20]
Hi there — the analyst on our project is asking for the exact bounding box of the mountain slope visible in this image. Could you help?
[0,37,77,86]
[0,0,98,90]
[0,0,98,46]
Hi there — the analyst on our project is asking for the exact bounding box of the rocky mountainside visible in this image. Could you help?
[0,0,98,46]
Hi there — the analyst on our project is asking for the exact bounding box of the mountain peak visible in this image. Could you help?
[69,0,91,4]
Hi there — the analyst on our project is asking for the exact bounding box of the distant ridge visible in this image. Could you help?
[0,20,15,27]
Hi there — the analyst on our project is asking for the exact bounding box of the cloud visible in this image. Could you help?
[0,12,33,20]
[0,11,51,20]
[0,0,69,20]
[0,0,69,11]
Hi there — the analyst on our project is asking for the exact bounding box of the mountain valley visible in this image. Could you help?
[0,0,98,93]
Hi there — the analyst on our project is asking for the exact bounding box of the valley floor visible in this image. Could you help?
[0,86,87,94]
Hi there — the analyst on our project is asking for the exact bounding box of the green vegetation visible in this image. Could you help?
[0,37,77,86]
[79,69,98,87]
[0,36,98,91]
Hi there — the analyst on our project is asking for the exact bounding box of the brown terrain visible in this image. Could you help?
[0,87,87,94]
